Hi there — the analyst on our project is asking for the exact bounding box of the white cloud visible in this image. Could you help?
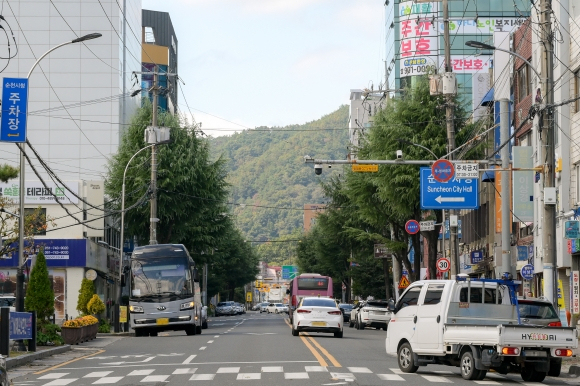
[336,3,384,35]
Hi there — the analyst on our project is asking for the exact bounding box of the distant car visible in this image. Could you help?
[259,302,269,313]
[251,304,261,311]
[338,303,354,322]
[266,303,288,314]
[349,302,365,327]
[233,303,243,315]
[201,306,208,329]
[355,300,391,330]
[215,301,236,316]
[291,297,343,338]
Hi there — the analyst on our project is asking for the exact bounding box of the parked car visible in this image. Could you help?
[233,303,244,315]
[201,306,208,329]
[349,302,365,327]
[259,302,269,313]
[355,300,390,330]
[266,303,288,314]
[215,301,236,316]
[251,303,261,311]
[291,297,343,338]
[338,303,354,322]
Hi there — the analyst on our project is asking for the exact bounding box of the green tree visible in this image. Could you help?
[0,164,18,183]
[87,294,105,315]
[77,278,95,315]
[25,249,54,323]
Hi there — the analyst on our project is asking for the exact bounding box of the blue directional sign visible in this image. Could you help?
[1,77,29,143]
[420,168,479,209]
[9,312,33,340]
[521,264,534,280]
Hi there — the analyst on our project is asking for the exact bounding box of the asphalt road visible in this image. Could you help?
[10,311,577,386]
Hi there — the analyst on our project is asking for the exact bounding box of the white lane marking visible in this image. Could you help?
[246,332,276,335]
[92,377,124,384]
[378,374,405,381]
[214,335,219,338]
[173,368,197,374]
[212,323,225,326]
[127,369,155,376]
[189,374,215,380]
[484,373,505,379]
[38,374,69,380]
[390,368,415,375]
[217,367,240,373]
[322,383,348,385]
[305,366,328,372]
[182,355,196,364]
[347,367,372,373]
[207,340,214,343]
[237,373,261,380]
[104,356,155,365]
[141,375,169,382]
[83,372,113,378]
[421,375,451,383]
[474,381,501,385]
[57,360,319,370]
[433,371,454,374]
[261,366,283,373]
[330,372,355,381]
[284,373,309,380]
[199,347,207,350]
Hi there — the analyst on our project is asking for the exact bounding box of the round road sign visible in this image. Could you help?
[405,220,420,235]
[437,258,451,273]
[520,264,534,280]
[431,159,455,183]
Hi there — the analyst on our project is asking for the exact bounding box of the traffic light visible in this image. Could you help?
[255,280,262,288]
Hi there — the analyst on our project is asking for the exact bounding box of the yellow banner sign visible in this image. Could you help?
[352,164,379,172]
[119,306,127,323]
[246,292,252,302]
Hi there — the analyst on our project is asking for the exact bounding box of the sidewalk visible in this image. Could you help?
[7,334,127,382]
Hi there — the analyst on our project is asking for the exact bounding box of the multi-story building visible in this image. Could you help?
[0,0,143,322]
[141,9,178,114]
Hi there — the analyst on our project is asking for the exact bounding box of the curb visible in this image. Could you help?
[6,345,71,370]
[96,332,133,337]
[569,365,580,376]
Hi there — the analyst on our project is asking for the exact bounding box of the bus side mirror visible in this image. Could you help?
[193,268,200,282]
[286,289,290,295]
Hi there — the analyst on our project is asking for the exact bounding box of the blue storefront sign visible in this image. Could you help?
[0,239,87,267]
[0,77,29,143]
[565,221,580,239]
[470,250,484,264]
[9,312,33,340]
[517,246,528,261]
[521,264,534,280]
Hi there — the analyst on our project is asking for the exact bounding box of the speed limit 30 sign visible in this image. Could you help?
[437,258,451,273]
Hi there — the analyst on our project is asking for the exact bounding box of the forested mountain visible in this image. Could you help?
[209,106,349,242]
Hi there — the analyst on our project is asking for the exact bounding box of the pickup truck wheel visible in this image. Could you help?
[521,366,546,382]
[548,361,561,377]
[460,351,480,380]
[476,370,487,380]
[397,342,419,373]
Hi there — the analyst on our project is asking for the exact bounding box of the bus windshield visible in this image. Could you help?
[131,256,191,300]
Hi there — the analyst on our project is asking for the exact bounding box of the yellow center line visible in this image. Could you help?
[284,318,329,367]
[34,349,106,375]
[304,334,341,367]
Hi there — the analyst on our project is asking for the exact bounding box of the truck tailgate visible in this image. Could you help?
[499,325,578,348]
[444,324,501,345]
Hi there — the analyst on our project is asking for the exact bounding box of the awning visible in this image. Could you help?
[480,88,494,107]
[482,165,495,182]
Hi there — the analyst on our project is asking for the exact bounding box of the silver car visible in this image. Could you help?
[216,301,236,316]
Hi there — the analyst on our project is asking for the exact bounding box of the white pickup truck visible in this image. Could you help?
[385,278,578,382]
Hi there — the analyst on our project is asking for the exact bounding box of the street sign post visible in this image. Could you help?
[282,265,299,280]
[374,244,392,259]
[398,276,410,289]
[0,78,29,143]
[431,159,455,183]
[521,264,534,280]
[455,163,479,179]
[420,168,479,209]
[405,220,420,235]
[420,220,435,231]
[437,258,451,273]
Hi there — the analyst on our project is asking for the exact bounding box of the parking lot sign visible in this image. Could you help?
[1,78,29,143]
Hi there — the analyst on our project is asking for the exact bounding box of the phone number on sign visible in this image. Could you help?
[400,65,436,75]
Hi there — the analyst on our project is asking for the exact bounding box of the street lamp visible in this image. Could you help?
[16,33,102,320]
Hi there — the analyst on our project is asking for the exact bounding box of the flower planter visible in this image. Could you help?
[61,324,98,345]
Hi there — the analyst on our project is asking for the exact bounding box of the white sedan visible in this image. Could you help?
[266,303,288,314]
[291,297,343,338]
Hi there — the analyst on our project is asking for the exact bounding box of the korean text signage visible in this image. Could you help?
[517,246,528,261]
[1,78,29,143]
[470,250,483,264]
[421,168,479,209]
[0,239,87,267]
[0,181,79,204]
[9,312,33,340]
[455,164,478,179]
[374,244,392,259]
[571,271,579,314]
[398,1,438,78]
[281,265,299,280]
[565,221,580,240]
[119,306,127,323]
[521,264,534,281]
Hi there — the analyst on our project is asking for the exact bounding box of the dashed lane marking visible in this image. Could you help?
[182,355,197,364]
[34,349,106,375]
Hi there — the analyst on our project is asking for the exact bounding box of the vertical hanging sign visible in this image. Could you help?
[1,77,29,143]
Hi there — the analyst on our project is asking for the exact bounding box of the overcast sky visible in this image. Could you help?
[142,0,385,136]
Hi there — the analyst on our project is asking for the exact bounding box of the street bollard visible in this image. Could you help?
[28,311,36,352]
[0,308,9,356]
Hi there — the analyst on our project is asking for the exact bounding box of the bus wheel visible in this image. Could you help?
[149,331,158,337]
[196,324,202,334]
[186,326,196,336]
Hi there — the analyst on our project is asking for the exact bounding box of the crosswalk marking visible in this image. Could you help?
[237,373,261,380]
[377,374,405,381]
[262,366,283,372]
[421,375,451,383]
[216,367,240,373]
[284,372,309,379]
[348,367,372,373]
[330,372,355,381]
[43,380,77,386]
[127,369,154,376]
[474,381,501,385]
[92,377,123,384]
[38,373,68,380]
[172,368,197,374]
[84,372,113,378]
[305,366,327,372]
[189,374,215,381]
[141,375,169,382]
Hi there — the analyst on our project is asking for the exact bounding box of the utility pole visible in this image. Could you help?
[500,98,511,277]
[539,0,557,306]
[442,0,458,276]
[150,71,159,245]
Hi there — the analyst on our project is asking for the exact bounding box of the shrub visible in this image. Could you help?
[87,294,105,315]
[98,318,111,333]
[25,249,55,324]
[77,278,95,315]
[37,323,64,346]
